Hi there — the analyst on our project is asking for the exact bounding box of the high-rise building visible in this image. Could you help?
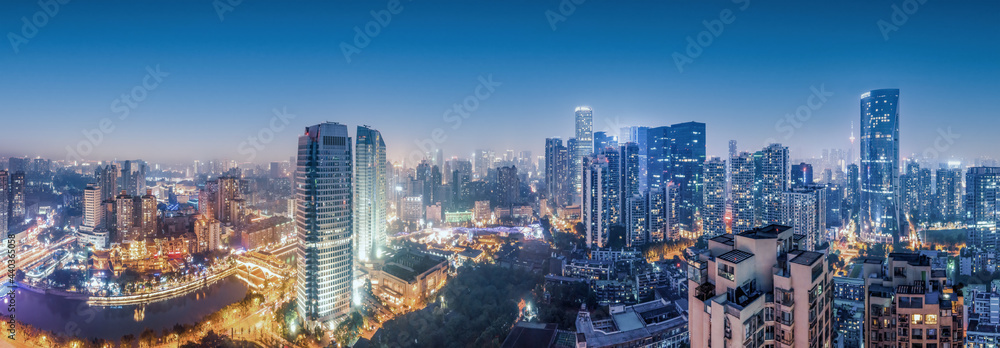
[647,126,672,192]
[7,158,29,175]
[826,184,843,228]
[0,171,7,235]
[620,142,641,223]
[82,183,101,232]
[727,140,736,201]
[600,148,621,226]
[9,171,25,225]
[96,163,121,203]
[859,89,901,243]
[935,167,962,222]
[120,160,147,196]
[730,152,755,233]
[295,122,354,329]
[862,253,964,348]
[966,289,1000,347]
[647,189,667,243]
[669,122,706,235]
[354,126,387,262]
[497,165,520,206]
[194,214,221,253]
[966,167,1000,253]
[790,162,813,187]
[901,160,921,220]
[475,149,492,179]
[702,157,726,237]
[687,225,832,347]
[620,126,649,191]
[758,144,789,226]
[115,191,137,242]
[583,156,613,249]
[544,138,571,209]
[216,176,240,224]
[139,190,157,238]
[782,185,826,250]
[593,131,617,153]
[626,194,647,247]
[574,107,594,197]
[845,163,860,221]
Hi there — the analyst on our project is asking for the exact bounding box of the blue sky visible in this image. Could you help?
[1,0,998,165]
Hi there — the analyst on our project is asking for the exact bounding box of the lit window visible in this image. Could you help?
[926,314,937,325]
[912,314,922,325]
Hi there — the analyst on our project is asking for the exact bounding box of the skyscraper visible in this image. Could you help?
[355,126,387,262]
[758,144,789,226]
[82,183,101,232]
[295,122,354,329]
[620,142,641,223]
[497,165,520,206]
[574,107,593,198]
[121,160,147,196]
[0,171,7,235]
[626,194,647,246]
[620,126,649,191]
[782,185,826,250]
[730,152,755,233]
[845,163,860,221]
[790,162,813,187]
[702,157,726,237]
[96,163,121,203]
[593,131,617,152]
[669,122,706,235]
[859,89,900,243]
[966,167,1000,253]
[9,171,25,225]
[647,126,672,192]
[583,155,613,249]
[544,138,571,209]
[935,167,962,222]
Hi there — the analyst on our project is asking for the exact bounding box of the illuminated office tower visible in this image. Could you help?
[354,125,387,262]
[845,163,860,220]
[790,162,813,187]
[758,144,789,226]
[901,160,921,219]
[583,156,613,249]
[82,183,101,232]
[545,138,571,208]
[574,107,593,197]
[859,89,900,243]
[782,185,826,250]
[620,142,640,223]
[620,126,649,191]
[702,157,726,237]
[9,171,25,225]
[647,126,671,192]
[669,122,706,235]
[935,167,962,222]
[966,167,1000,253]
[0,171,7,234]
[600,148,621,226]
[295,122,354,329]
[730,152,755,233]
[593,131,617,152]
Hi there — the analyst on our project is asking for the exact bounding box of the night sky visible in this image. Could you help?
[1,0,998,165]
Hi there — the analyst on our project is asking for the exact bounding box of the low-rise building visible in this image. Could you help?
[575,298,689,348]
[372,249,449,309]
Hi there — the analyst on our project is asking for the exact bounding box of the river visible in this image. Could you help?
[5,276,248,341]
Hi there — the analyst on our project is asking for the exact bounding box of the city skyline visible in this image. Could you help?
[2,0,999,163]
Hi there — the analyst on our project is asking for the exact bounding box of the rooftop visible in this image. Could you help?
[709,234,734,246]
[789,250,824,266]
[718,250,754,264]
[501,322,558,348]
[737,224,791,239]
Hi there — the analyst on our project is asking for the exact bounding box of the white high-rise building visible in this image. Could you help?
[574,106,594,198]
[782,185,826,251]
[702,157,726,237]
[583,156,611,249]
[354,125,387,262]
[82,183,101,232]
[295,122,354,329]
[730,152,755,233]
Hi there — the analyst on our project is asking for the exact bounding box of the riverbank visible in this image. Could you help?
[17,266,238,307]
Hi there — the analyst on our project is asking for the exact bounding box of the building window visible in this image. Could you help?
[912,328,922,339]
[912,314,922,325]
[927,328,937,339]
[926,314,937,325]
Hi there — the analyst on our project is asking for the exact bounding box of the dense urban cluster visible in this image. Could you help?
[2,88,1000,348]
